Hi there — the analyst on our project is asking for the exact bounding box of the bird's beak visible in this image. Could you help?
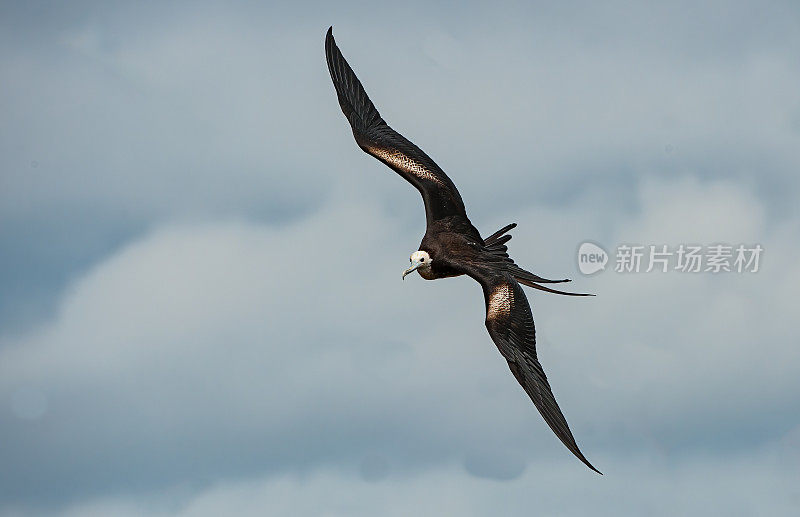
[402,260,423,280]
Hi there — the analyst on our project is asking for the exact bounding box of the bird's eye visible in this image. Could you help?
[420,257,425,262]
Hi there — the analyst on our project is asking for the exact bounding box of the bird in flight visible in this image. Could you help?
[325,27,601,474]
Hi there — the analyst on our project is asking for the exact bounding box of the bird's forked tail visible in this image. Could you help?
[485,223,593,296]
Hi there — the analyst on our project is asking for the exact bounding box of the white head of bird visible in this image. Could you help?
[402,250,432,279]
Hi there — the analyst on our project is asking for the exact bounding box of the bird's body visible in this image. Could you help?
[419,222,480,278]
[325,28,601,474]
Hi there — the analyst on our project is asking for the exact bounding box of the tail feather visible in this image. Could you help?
[484,223,593,294]
[487,234,512,248]
[517,277,594,296]
[511,264,572,285]
[484,223,516,246]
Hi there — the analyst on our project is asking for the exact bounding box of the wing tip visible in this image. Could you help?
[325,27,336,57]
[325,27,334,62]
[578,454,603,475]
[567,437,603,474]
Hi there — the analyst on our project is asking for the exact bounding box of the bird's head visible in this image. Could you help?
[402,250,432,280]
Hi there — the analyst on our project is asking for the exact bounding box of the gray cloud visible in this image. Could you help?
[45,454,800,517]
[1,1,800,515]
[2,176,799,513]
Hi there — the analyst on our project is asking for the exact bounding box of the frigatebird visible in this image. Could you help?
[325,28,601,474]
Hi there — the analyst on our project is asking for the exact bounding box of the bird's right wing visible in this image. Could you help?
[468,266,601,474]
[325,28,468,225]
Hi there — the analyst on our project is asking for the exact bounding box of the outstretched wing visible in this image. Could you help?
[476,269,601,474]
[325,27,467,225]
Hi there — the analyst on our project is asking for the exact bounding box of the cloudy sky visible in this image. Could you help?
[1,1,800,515]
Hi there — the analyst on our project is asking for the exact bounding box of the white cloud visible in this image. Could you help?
[2,2,800,513]
[45,453,800,517]
[2,2,799,224]
[2,175,800,513]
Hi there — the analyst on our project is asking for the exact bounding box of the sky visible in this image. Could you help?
[1,0,800,515]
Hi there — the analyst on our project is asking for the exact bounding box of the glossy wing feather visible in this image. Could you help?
[325,28,468,225]
[481,272,601,474]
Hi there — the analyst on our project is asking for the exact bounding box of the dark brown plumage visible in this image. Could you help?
[325,27,600,474]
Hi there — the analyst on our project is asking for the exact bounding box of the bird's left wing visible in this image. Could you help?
[325,28,468,225]
[464,265,601,474]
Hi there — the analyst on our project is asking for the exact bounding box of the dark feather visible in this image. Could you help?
[472,269,602,474]
[326,28,599,474]
[483,224,576,287]
[484,223,517,246]
[325,28,469,225]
